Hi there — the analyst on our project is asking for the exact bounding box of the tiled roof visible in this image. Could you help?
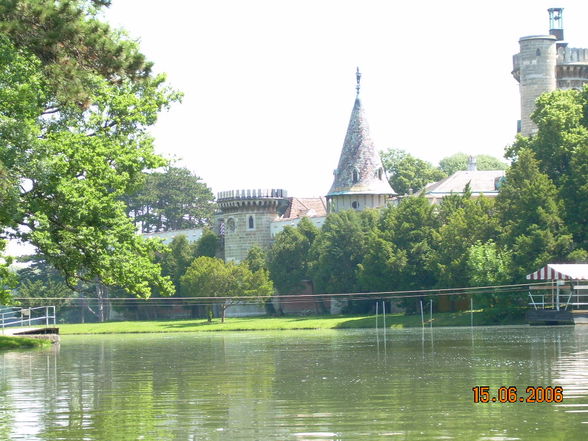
[423,170,506,196]
[281,197,327,220]
[327,97,395,196]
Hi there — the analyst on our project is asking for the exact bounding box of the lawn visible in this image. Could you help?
[58,309,526,335]
[0,335,52,350]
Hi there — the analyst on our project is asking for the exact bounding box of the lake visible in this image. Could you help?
[1,326,587,440]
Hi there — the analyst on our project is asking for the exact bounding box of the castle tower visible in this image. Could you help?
[216,189,288,262]
[513,8,588,136]
[326,69,395,213]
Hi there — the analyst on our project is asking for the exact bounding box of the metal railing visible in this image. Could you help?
[1,306,56,333]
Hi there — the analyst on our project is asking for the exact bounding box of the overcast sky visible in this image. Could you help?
[102,0,588,199]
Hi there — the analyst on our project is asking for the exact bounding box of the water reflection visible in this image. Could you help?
[0,327,587,440]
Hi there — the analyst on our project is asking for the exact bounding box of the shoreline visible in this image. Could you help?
[0,336,52,351]
[57,310,527,335]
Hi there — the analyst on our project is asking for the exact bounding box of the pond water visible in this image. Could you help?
[1,326,587,440]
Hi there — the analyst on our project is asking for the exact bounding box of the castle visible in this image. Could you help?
[513,8,588,136]
[215,68,394,262]
[155,8,587,264]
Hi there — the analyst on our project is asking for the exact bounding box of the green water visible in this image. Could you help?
[1,327,587,440]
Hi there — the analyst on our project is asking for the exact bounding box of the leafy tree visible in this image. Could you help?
[430,197,500,288]
[495,149,572,280]
[124,166,215,233]
[466,241,512,288]
[244,246,267,273]
[0,1,178,300]
[181,257,273,322]
[378,196,438,292]
[380,148,446,195]
[507,87,588,248]
[157,235,196,295]
[0,241,17,305]
[438,153,508,175]
[310,210,377,294]
[267,218,319,294]
[194,229,219,258]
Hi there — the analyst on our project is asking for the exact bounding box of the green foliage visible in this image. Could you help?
[268,220,316,294]
[181,256,274,322]
[194,229,218,258]
[244,246,267,273]
[495,149,572,280]
[0,241,17,305]
[466,241,512,288]
[124,166,215,233]
[507,87,588,247]
[157,235,196,295]
[310,210,377,294]
[0,2,178,298]
[438,153,508,176]
[380,148,446,195]
[431,197,499,288]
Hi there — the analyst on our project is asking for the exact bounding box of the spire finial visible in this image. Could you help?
[355,67,361,97]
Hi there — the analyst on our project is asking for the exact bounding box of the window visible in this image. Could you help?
[248,215,255,230]
[351,201,359,210]
[536,48,541,56]
[227,218,236,233]
[352,168,360,183]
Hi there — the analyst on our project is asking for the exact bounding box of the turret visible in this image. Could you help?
[326,69,395,213]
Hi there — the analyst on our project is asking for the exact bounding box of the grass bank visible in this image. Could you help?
[58,309,526,335]
[0,336,52,351]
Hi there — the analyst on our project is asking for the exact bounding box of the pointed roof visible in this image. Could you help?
[327,93,395,197]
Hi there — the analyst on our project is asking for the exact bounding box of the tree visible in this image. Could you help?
[0,241,17,305]
[244,246,267,273]
[157,235,196,295]
[124,166,215,233]
[0,1,178,299]
[438,153,508,176]
[380,148,446,195]
[267,218,318,294]
[194,229,219,258]
[507,87,588,248]
[430,196,500,288]
[181,257,273,322]
[310,210,377,294]
[495,149,572,280]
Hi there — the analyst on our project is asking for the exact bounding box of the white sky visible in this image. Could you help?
[102,0,588,199]
[6,0,588,256]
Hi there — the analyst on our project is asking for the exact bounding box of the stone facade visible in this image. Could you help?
[216,189,288,262]
[513,8,588,136]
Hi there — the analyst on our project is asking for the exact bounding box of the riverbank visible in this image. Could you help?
[58,309,526,334]
[0,336,52,350]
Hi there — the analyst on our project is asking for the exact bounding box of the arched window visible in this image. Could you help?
[248,215,255,230]
[352,168,360,183]
[227,218,236,233]
[536,48,541,57]
[351,201,359,210]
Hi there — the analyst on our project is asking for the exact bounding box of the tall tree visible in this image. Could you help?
[507,87,588,248]
[267,218,319,294]
[124,166,215,233]
[0,1,178,299]
[495,149,572,280]
[380,148,446,195]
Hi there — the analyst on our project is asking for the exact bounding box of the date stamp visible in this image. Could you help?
[472,386,563,403]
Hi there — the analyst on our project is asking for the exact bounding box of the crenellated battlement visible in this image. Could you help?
[217,188,287,201]
[557,47,588,65]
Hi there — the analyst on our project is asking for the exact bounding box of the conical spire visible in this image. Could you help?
[327,70,395,198]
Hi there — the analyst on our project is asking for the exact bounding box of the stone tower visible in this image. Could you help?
[326,69,395,213]
[216,189,287,262]
[513,8,588,136]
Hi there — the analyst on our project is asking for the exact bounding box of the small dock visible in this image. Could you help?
[1,327,60,343]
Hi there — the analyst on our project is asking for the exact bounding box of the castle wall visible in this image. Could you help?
[327,193,388,213]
